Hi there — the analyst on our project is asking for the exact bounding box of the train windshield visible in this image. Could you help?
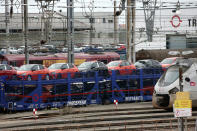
[158,65,188,87]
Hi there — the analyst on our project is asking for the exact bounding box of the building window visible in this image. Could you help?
[103,18,106,23]
[108,20,113,23]
[91,33,96,38]
[98,32,101,38]
[89,18,95,23]
[108,33,113,38]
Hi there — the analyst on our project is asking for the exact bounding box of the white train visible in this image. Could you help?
[152,58,197,109]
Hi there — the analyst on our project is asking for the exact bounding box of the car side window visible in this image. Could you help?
[120,62,126,66]
[6,65,12,70]
[39,65,44,70]
[62,64,68,69]
[68,63,74,68]
[125,62,130,66]
[98,62,105,67]
[153,60,160,67]
[146,61,152,66]
[32,65,39,71]
[91,62,98,68]
[0,65,5,70]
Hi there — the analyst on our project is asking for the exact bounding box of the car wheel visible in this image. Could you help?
[27,75,32,81]
[45,74,50,80]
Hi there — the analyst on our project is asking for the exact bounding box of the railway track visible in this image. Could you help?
[0,102,196,131]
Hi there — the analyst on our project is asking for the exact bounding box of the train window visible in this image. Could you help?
[30,60,43,65]
[10,61,17,66]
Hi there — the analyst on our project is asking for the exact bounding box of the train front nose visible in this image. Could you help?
[152,93,176,109]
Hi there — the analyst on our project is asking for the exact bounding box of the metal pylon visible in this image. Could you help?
[142,0,157,42]
[35,0,57,44]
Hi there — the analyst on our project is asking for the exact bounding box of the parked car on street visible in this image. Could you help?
[8,47,18,54]
[0,64,17,79]
[17,64,50,81]
[107,60,136,75]
[48,63,79,79]
[78,61,109,77]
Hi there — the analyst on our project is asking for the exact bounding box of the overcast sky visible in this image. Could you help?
[1,0,197,13]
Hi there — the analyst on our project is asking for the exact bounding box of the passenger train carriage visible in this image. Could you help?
[0,52,120,67]
[152,58,197,109]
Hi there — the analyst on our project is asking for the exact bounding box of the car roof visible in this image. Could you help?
[51,63,66,65]
[22,64,40,66]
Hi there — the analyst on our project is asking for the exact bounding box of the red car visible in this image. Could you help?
[0,64,17,79]
[17,64,50,81]
[107,60,136,75]
[48,63,79,79]
[160,57,182,69]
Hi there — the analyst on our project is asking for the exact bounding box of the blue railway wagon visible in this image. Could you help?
[0,69,163,111]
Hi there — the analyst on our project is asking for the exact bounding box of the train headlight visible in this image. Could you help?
[169,87,179,94]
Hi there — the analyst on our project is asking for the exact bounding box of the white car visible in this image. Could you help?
[8,47,18,54]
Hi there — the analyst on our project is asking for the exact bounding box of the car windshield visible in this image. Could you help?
[48,63,64,69]
[18,65,34,71]
[160,58,174,64]
[107,61,120,67]
[134,61,147,68]
[158,65,188,87]
[78,61,94,69]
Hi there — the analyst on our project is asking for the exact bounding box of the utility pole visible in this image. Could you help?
[67,0,74,64]
[24,0,29,64]
[41,2,44,43]
[114,0,118,45]
[5,0,9,34]
[126,0,131,63]
[126,0,136,63]
[89,15,93,45]
[131,0,136,63]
